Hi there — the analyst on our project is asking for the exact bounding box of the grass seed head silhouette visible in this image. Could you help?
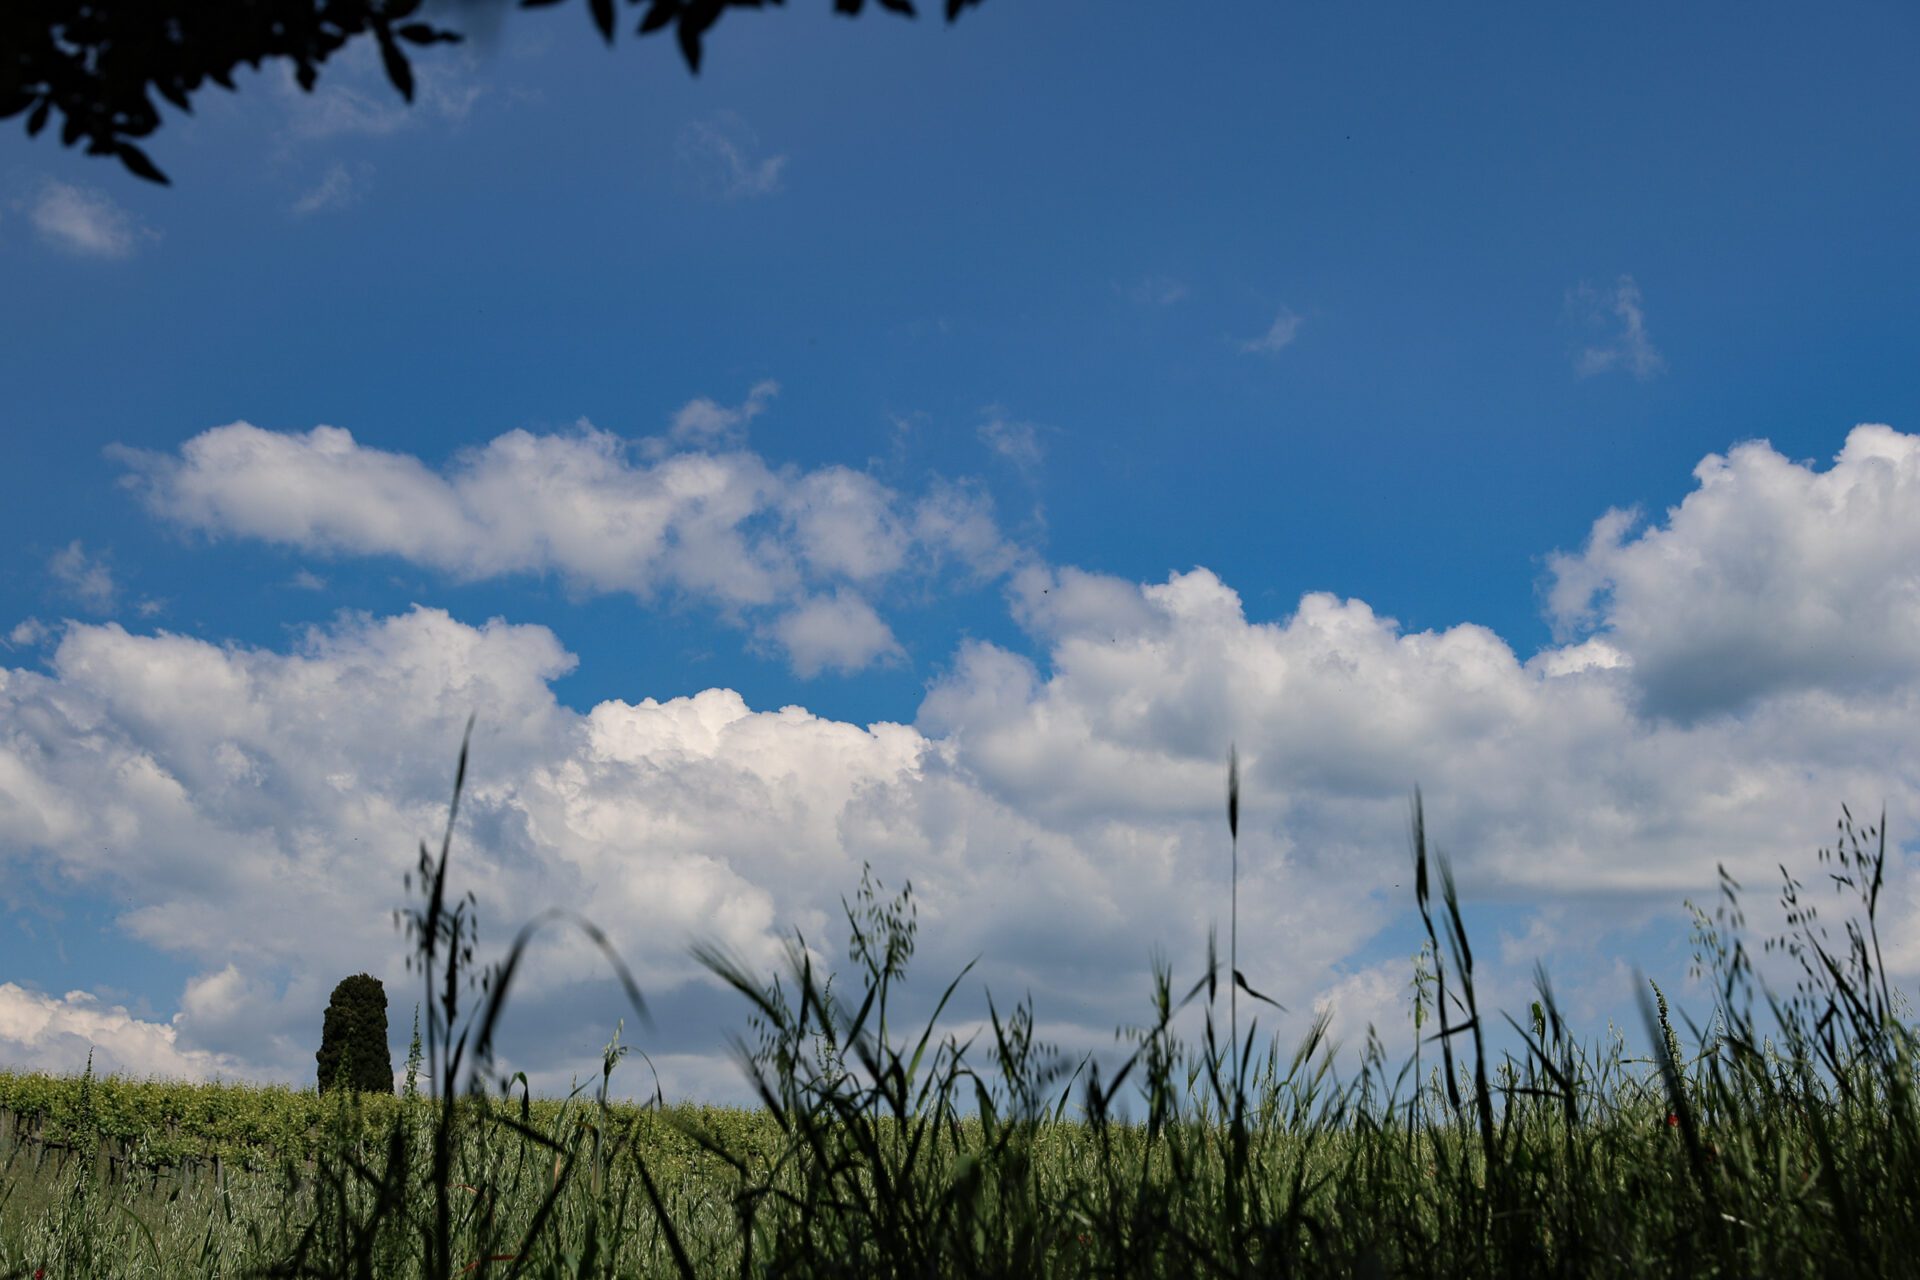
[8,721,1913,1277]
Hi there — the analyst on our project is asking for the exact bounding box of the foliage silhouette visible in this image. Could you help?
[2,0,988,185]
[317,972,396,1098]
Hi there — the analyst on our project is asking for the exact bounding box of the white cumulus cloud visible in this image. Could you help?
[10,425,1920,1110]
[110,387,1021,677]
[771,590,905,677]
[1544,424,1920,723]
[0,983,260,1086]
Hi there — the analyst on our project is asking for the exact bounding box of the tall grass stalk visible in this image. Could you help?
[2,727,1917,1277]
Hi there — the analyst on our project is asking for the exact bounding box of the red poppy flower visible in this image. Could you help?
[1666,1113,1679,1127]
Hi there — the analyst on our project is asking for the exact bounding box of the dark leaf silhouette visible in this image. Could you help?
[1233,968,1285,1011]
[115,141,170,186]
[678,1,723,73]
[374,21,416,101]
[5,1,985,185]
[590,0,618,42]
[158,76,196,111]
[397,22,458,44]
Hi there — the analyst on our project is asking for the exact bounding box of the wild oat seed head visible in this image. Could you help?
[1227,744,1239,842]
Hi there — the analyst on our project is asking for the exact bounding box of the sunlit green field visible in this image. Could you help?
[3,739,1914,1278]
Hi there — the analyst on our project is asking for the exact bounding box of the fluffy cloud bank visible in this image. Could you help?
[109,387,1019,677]
[0,982,259,1088]
[6,426,1920,1107]
[1546,424,1920,725]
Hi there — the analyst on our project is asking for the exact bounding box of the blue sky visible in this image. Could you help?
[4,0,1920,1108]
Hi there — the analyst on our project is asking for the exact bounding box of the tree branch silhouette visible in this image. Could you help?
[2,0,986,185]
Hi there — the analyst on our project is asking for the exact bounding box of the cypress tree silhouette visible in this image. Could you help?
[317,972,396,1096]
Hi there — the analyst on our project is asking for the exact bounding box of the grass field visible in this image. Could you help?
[2,728,1915,1278]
